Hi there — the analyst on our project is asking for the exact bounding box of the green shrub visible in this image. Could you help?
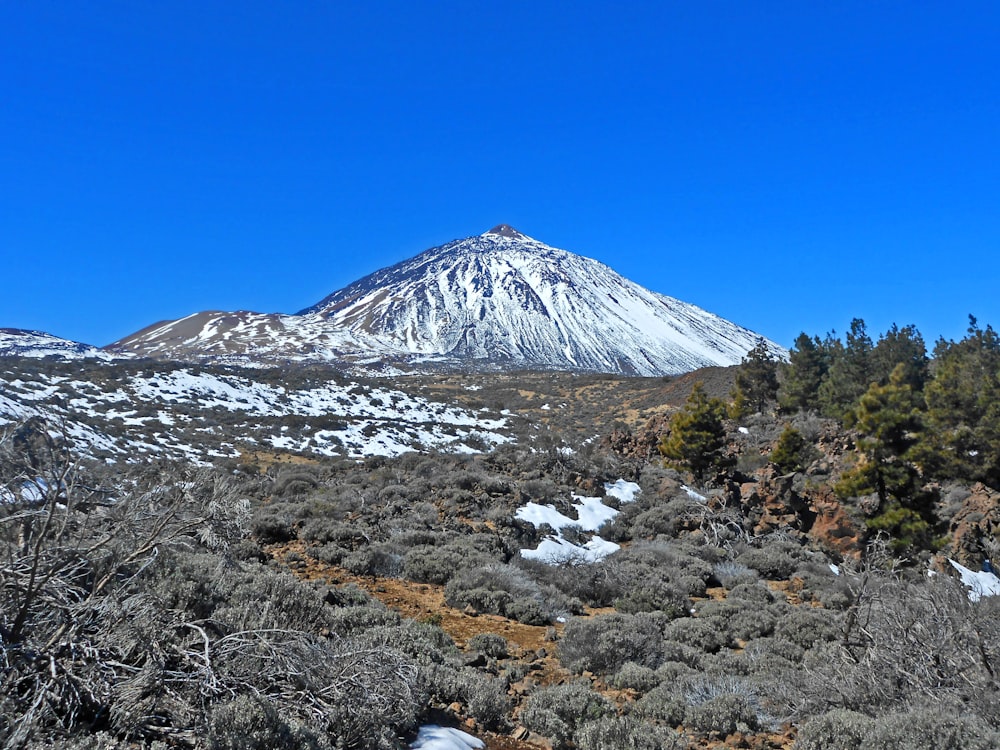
[663,617,727,654]
[609,661,661,693]
[444,564,579,624]
[633,682,687,725]
[207,695,329,750]
[712,560,759,588]
[403,545,471,585]
[683,676,767,736]
[735,540,804,580]
[435,667,512,730]
[865,708,1000,750]
[794,709,873,749]
[695,599,776,641]
[520,682,613,749]
[559,613,665,674]
[467,633,510,659]
[774,607,840,650]
[684,694,761,736]
[342,546,404,577]
[573,715,688,750]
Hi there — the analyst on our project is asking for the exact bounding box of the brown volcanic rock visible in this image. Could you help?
[945,483,1000,565]
[807,485,863,558]
[736,466,863,557]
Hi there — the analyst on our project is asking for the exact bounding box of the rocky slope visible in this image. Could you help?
[0,328,125,360]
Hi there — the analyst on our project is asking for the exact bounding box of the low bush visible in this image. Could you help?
[712,560,759,588]
[793,709,872,750]
[520,682,613,749]
[207,695,330,750]
[573,715,688,750]
[609,661,661,693]
[467,633,510,659]
[403,545,474,585]
[633,683,687,725]
[444,563,579,624]
[559,613,665,674]
[734,539,806,580]
[342,546,404,578]
[662,617,728,654]
[864,708,1000,750]
[683,676,769,736]
[436,667,511,730]
[695,598,776,641]
[773,607,840,650]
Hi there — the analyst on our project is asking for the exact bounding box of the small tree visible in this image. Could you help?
[779,332,828,413]
[918,316,1000,488]
[834,365,938,551]
[731,338,780,417]
[819,318,874,421]
[659,383,733,482]
[770,425,818,474]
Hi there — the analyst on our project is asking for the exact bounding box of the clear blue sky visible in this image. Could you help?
[3,2,999,350]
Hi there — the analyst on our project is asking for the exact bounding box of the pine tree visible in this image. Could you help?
[770,425,818,474]
[818,318,874,421]
[834,364,937,551]
[731,338,780,417]
[871,323,928,392]
[778,332,828,413]
[919,316,1000,487]
[659,382,732,481]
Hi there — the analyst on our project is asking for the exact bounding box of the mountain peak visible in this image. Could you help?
[115,227,786,376]
[484,224,526,239]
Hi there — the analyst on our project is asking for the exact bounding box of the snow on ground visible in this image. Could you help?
[515,494,618,533]
[681,484,707,501]
[521,534,621,565]
[604,479,640,503]
[949,559,1000,601]
[0,364,512,463]
[410,725,484,750]
[517,480,642,565]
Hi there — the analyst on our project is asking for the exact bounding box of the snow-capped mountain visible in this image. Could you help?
[0,328,127,361]
[115,226,782,375]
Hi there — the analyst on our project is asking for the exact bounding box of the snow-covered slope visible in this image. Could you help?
[0,328,127,361]
[116,226,782,375]
[0,360,512,464]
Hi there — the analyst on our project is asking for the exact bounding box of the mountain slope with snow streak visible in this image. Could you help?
[115,226,782,375]
[0,328,128,361]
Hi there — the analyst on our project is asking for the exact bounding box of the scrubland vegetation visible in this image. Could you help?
[3,316,1000,749]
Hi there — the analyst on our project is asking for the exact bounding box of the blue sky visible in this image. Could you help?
[3,2,999,350]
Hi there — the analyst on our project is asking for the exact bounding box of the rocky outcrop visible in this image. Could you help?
[944,483,1000,566]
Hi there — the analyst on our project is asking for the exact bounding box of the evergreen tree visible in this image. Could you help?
[731,338,780,417]
[778,332,828,413]
[770,425,818,474]
[918,316,1000,487]
[659,382,732,481]
[871,323,928,392]
[818,319,874,421]
[834,364,937,551]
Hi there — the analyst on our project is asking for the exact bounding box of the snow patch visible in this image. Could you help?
[604,479,641,504]
[949,559,1000,601]
[410,725,484,750]
[681,484,707,501]
[516,483,634,565]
